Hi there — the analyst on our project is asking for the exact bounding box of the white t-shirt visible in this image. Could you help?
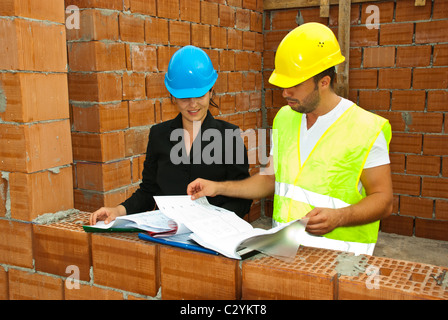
[270,98,390,190]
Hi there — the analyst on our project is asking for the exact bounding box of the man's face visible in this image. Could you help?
[282,77,320,114]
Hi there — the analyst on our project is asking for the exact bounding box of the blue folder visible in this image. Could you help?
[138,232,219,256]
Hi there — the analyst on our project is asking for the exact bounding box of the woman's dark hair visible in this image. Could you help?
[170,88,219,109]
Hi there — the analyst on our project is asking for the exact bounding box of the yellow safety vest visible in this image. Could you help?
[272,104,392,243]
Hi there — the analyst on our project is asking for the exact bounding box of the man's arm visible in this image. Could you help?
[188,156,276,200]
[305,164,393,235]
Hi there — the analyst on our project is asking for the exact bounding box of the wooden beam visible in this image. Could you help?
[264,0,427,10]
[320,0,330,18]
[265,0,388,10]
[336,0,351,98]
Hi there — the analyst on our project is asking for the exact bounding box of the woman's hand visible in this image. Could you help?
[89,205,127,226]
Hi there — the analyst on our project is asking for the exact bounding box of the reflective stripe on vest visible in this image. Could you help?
[275,181,350,209]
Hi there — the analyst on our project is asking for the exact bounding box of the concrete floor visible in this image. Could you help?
[251,217,448,268]
[374,231,448,267]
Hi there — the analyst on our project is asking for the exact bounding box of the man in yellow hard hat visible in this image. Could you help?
[187,22,393,245]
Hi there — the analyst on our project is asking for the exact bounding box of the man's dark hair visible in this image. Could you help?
[313,66,336,89]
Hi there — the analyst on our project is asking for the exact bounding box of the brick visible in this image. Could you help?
[125,128,150,158]
[145,17,169,45]
[435,87,448,107]
[435,200,448,220]
[10,167,74,221]
[123,72,146,100]
[423,135,448,156]
[68,42,126,72]
[8,269,63,300]
[379,69,411,89]
[73,188,128,212]
[433,44,448,67]
[128,100,156,127]
[0,266,7,300]
[119,13,145,43]
[0,19,67,72]
[157,0,179,19]
[66,9,119,41]
[364,47,395,68]
[0,220,33,268]
[130,45,158,72]
[407,155,441,177]
[422,177,448,199]
[201,1,219,26]
[243,31,256,51]
[180,0,200,23]
[396,46,431,67]
[391,91,426,111]
[338,256,448,300]
[71,102,129,133]
[210,26,227,50]
[390,153,405,173]
[130,0,156,15]
[415,218,448,241]
[169,20,191,47]
[66,0,123,10]
[413,68,448,89]
[0,176,7,218]
[250,11,263,33]
[228,72,243,92]
[228,28,243,50]
[350,25,378,47]
[146,73,168,98]
[400,195,434,219]
[408,112,443,133]
[92,233,159,296]
[76,160,131,192]
[380,23,414,45]
[68,73,122,102]
[0,73,69,122]
[243,247,337,300]
[359,91,390,111]
[0,0,65,23]
[65,283,124,300]
[380,214,414,236]
[395,0,431,22]
[219,4,235,28]
[349,69,377,89]
[375,111,405,132]
[72,131,125,162]
[160,246,241,299]
[33,220,91,281]
[192,23,210,48]
[391,174,421,196]
[0,120,72,173]
[415,20,448,44]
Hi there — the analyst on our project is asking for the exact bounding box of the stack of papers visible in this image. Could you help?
[84,195,375,260]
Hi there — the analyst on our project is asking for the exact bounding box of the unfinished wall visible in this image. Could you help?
[264,0,448,241]
[65,0,264,224]
[0,0,447,301]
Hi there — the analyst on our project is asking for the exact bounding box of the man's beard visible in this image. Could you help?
[286,84,320,114]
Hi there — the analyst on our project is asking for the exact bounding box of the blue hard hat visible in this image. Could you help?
[165,45,218,99]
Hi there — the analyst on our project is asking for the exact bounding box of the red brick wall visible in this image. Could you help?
[0,0,448,301]
[264,0,448,241]
[66,0,264,224]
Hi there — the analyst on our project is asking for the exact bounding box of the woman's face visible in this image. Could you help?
[174,90,211,127]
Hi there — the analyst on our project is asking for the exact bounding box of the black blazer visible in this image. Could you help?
[122,111,253,218]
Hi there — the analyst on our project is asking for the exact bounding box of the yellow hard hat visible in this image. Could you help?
[269,22,345,88]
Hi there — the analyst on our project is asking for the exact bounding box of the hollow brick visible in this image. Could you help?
[0,219,33,268]
[91,233,159,297]
[33,214,92,281]
[8,269,63,300]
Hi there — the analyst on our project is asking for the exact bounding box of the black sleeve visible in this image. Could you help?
[217,127,253,218]
[121,129,159,214]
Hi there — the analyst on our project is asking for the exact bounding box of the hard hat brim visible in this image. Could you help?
[165,72,218,99]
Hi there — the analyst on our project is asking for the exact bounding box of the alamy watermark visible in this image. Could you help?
[66,5,80,30]
[365,5,380,30]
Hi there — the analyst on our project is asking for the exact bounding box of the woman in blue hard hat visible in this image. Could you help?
[90,45,252,225]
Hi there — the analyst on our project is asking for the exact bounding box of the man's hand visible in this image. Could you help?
[89,205,126,226]
[304,207,345,236]
[187,178,221,200]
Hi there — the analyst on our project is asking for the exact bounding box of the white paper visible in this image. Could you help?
[154,195,308,260]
